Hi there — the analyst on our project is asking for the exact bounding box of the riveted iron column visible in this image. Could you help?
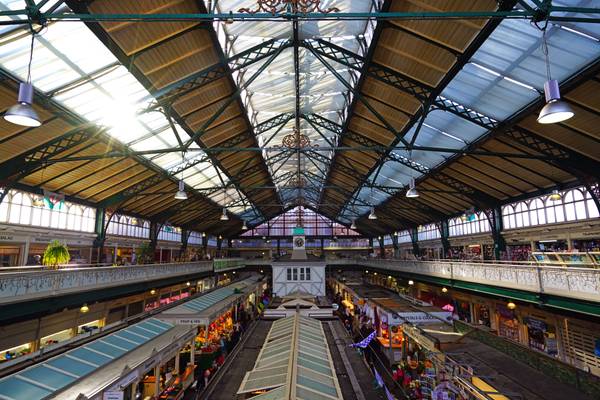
[410,228,420,257]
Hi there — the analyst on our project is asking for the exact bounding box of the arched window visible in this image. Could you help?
[106,213,149,238]
[586,189,600,218]
[8,192,23,224]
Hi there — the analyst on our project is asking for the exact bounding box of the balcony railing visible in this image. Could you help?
[328,259,600,303]
[0,261,213,305]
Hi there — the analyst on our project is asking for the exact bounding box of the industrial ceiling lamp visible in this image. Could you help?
[406,178,419,198]
[350,219,357,230]
[549,189,562,201]
[4,33,41,127]
[368,206,377,220]
[242,220,248,230]
[220,207,229,221]
[174,179,187,200]
[79,304,89,313]
[537,27,573,124]
[174,153,187,200]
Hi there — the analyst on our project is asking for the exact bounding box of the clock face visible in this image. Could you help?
[294,238,304,247]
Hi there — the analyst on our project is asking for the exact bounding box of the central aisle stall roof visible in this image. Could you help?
[0,318,176,400]
[237,314,343,400]
[158,276,262,325]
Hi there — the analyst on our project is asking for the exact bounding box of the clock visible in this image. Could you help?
[294,237,305,248]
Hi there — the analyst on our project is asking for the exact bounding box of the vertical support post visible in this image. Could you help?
[439,220,450,259]
[379,236,385,259]
[277,238,281,258]
[410,228,420,257]
[391,233,399,259]
[484,207,506,260]
[217,236,223,258]
[154,365,160,396]
[149,222,160,263]
[92,207,106,264]
[202,234,208,258]
[180,229,189,261]
[190,338,195,365]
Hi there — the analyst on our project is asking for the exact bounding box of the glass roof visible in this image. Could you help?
[238,314,343,400]
[0,1,255,217]
[211,0,378,208]
[339,0,600,222]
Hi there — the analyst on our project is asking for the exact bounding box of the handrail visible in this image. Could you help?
[328,259,600,303]
[0,261,213,305]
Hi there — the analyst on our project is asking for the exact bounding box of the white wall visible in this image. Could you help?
[272,263,325,297]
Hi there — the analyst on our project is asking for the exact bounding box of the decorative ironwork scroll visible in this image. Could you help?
[239,0,340,15]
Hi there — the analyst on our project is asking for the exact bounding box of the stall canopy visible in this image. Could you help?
[0,318,173,400]
[237,314,343,400]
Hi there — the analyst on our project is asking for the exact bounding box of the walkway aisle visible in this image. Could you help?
[446,338,594,400]
[198,320,273,400]
[324,319,388,400]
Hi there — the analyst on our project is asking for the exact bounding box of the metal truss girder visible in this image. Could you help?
[0,126,100,182]
[255,113,294,135]
[301,113,342,135]
[304,39,431,100]
[386,152,429,175]
[152,38,291,102]
[505,127,600,180]
[306,39,501,132]
[432,172,498,207]
[99,174,165,208]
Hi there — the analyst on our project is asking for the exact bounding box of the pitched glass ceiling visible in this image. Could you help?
[339,1,600,223]
[0,1,255,218]
[210,0,378,208]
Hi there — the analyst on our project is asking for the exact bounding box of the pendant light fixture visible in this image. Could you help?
[174,179,187,200]
[4,33,41,127]
[220,207,229,221]
[242,220,248,230]
[350,219,357,230]
[406,178,419,198]
[549,189,562,201]
[174,153,187,200]
[368,206,377,220]
[537,27,573,124]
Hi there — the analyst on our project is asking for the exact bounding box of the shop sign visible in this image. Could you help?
[397,311,452,324]
[174,318,204,325]
[524,317,547,331]
[103,391,124,400]
[0,234,17,242]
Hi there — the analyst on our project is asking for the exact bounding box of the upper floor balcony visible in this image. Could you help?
[327,259,600,306]
[0,261,213,305]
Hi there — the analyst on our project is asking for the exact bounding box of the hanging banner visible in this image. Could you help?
[350,330,376,348]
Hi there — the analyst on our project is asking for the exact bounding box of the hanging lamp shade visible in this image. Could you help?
[538,80,574,124]
[406,178,419,198]
[549,189,562,201]
[4,82,41,127]
[350,219,357,230]
[242,220,248,230]
[220,207,229,221]
[368,206,377,220]
[174,179,187,200]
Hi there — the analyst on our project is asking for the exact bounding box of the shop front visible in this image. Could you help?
[524,316,559,357]
[496,304,520,342]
